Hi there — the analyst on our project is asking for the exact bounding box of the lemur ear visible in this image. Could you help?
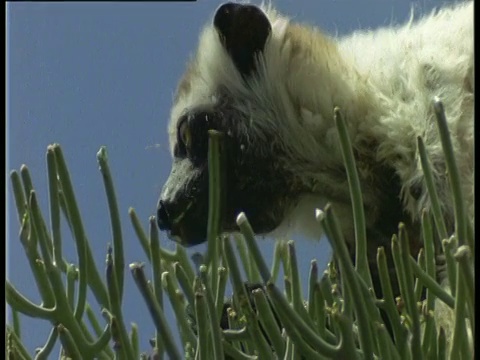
[214,3,271,77]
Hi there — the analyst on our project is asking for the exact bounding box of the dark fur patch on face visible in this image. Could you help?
[157,98,300,246]
[214,3,271,77]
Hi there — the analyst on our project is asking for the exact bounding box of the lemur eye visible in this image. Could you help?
[174,115,189,158]
[176,111,214,165]
[179,117,191,149]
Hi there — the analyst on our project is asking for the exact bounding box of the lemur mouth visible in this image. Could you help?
[156,174,294,248]
[157,197,209,247]
[165,229,204,248]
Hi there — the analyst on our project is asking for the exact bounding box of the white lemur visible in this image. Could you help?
[157,0,473,345]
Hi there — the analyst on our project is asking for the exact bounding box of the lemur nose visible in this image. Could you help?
[157,200,172,231]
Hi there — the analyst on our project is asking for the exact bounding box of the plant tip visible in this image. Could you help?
[236,212,247,225]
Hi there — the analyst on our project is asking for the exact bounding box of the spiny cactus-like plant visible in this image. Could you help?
[6,99,474,359]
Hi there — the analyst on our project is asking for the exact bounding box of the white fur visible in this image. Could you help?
[336,3,474,221]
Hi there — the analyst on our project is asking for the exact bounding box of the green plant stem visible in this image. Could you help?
[266,282,339,358]
[319,205,375,360]
[416,137,449,241]
[6,326,32,360]
[52,145,89,319]
[149,215,164,357]
[215,266,229,324]
[376,247,407,347]
[130,323,140,359]
[235,235,261,284]
[129,208,152,262]
[334,108,371,288]
[35,326,58,360]
[173,261,195,306]
[307,260,318,320]
[408,256,454,308]
[433,98,472,251]
[223,237,272,358]
[106,247,135,359]
[130,262,181,359]
[252,288,285,357]
[205,131,224,297]
[199,265,224,359]
[57,324,82,359]
[194,288,209,360]
[97,146,125,302]
[13,181,56,307]
[46,148,66,273]
[398,225,422,359]
[9,170,27,222]
[454,246,475,335]
[236,213,272,283]
[161,271,197,346]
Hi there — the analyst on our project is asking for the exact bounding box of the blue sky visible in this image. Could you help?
[6,0,446,356]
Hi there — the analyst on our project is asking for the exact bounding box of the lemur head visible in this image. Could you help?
[157,3,350,246]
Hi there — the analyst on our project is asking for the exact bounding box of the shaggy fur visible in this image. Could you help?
[157,0,473,351]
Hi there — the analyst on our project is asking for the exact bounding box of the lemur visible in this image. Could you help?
[156,0,473,348]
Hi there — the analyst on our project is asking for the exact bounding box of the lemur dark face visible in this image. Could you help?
[157,3,300,246]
